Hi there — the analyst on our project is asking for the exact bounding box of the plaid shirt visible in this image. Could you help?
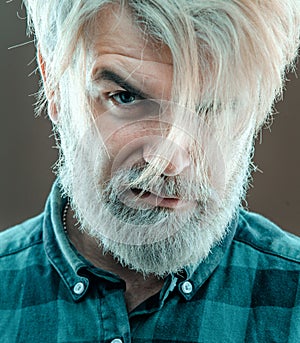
[1,180,300,343]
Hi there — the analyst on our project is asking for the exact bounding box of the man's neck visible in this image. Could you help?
[65,207,165,312]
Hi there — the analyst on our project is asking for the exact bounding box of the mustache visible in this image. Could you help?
[105,164,211,202]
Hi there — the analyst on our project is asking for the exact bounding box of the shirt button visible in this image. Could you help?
[73,282,85,295]
[181,281,193,294]
[111,339,123,343]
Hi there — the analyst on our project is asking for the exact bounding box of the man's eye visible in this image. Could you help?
[104,90,159,119]
[109,91,139,105]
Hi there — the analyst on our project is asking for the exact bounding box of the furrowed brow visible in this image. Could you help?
[94,69,150,99]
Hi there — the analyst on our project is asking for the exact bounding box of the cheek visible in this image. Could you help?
[94,105,164,151]
[105,131,135,157]
[99,120,154,173]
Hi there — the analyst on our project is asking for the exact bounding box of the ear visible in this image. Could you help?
[37,49,58,123]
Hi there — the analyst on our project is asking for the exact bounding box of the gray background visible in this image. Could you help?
[1,1,299,235]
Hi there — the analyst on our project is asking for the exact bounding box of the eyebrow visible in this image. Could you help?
[94,69,150,99]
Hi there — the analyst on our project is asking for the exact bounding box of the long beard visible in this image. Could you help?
[57,124,253,277]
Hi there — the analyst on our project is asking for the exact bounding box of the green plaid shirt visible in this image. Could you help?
[1,180,300,342]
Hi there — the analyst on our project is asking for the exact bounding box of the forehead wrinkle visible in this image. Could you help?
[91,54,172,78]
[92,30,173,64]
[93,51,173,66]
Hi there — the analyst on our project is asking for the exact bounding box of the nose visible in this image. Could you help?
[143,141,190,176]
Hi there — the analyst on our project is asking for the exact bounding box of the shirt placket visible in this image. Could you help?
[99,286,131,343]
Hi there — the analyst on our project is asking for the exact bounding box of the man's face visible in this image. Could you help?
[57,5,253,276]
[89,5,193,211]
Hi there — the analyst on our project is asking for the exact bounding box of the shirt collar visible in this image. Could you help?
[43,179,91,301]
[43,179,238,302]
[177,215,238,300]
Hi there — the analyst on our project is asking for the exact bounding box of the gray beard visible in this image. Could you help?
[55,114,254,277]
[57,147,251,277]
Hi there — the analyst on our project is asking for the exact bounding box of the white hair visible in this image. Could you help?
[24,0,300,114]
[23,0,300,181]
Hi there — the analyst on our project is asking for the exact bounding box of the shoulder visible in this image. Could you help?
[234,209,300,264]
[0,214,44,262]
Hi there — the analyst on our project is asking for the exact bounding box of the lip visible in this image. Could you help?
[122,188,196,210]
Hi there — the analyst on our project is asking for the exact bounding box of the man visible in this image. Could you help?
[1,0,300,342]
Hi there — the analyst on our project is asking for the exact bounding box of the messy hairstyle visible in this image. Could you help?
[23,0,300,178]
